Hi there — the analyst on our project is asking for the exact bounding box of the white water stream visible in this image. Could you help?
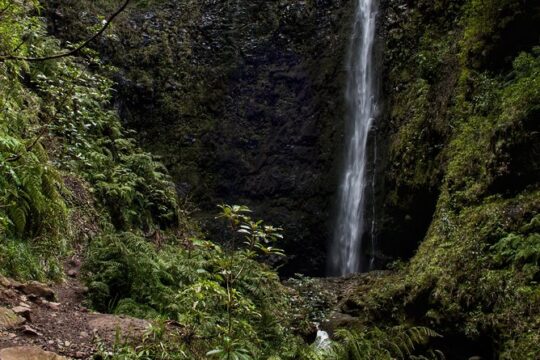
[329,0,379,276]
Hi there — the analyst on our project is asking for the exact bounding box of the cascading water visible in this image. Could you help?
[329,0,379,276]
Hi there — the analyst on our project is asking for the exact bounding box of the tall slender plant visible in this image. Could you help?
[206,205,284,360]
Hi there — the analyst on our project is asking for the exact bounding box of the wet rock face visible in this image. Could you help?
[47,0,355,275]
[202,1,354,275]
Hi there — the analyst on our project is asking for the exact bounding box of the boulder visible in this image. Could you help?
[20,282,56,301]
[0,276,11,288]
[321,312,361,337]
[88,314,150,343]
[0,347,66,360]
[0,288,18,303]
[21,325,42,337]
[43,301,60,311]
[10,280,23,290]
[12,306,32,321]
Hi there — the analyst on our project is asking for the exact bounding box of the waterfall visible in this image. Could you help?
[329,0,378,276]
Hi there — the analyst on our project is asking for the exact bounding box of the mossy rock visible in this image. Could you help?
[0,307,25,330]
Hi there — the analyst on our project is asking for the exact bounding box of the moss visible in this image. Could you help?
[460,0,525,68]
[114,298,160,319]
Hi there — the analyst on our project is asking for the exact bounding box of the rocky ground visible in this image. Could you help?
[286,271,392,339]
[0,259,151,359]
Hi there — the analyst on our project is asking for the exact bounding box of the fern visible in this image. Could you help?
[304,326,443,360]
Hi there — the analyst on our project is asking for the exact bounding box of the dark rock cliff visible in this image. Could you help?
[46,0,356,275]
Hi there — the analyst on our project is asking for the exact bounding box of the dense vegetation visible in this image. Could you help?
[0,0,180,280]
[0,0,538,359]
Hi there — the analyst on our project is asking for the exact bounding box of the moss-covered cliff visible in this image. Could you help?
[340,0,540,358]
[371,0,540,263]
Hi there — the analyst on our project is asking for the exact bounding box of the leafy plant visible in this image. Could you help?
[0,0,69,279]
[202,205,285,359]
[84,206,303,359]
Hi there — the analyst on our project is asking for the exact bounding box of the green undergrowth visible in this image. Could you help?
[83,206,309,359]
[308,327,444,360]
[82,206,448,359]
[0,0,68,279]
[0,0,181,279]
[100,324,444,360]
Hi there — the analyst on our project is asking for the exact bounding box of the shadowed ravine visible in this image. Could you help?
[2,0,539,358]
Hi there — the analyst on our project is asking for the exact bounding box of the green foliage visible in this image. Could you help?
[0,239,62,281]
[94,320,190,360]
[84,206,304,359]
[0,0,182,280]
[333,326,442,360]
[445,50,540,207]
[204,205,286,359]
[33,50,180,231]
[461,0,523,67]
[84,232,171,312]
[491,232,540,267]
[0,0,68,278]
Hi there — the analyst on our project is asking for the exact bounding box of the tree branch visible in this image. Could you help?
[0,0,131,62]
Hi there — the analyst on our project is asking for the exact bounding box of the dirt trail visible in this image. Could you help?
[0,259,149,359]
